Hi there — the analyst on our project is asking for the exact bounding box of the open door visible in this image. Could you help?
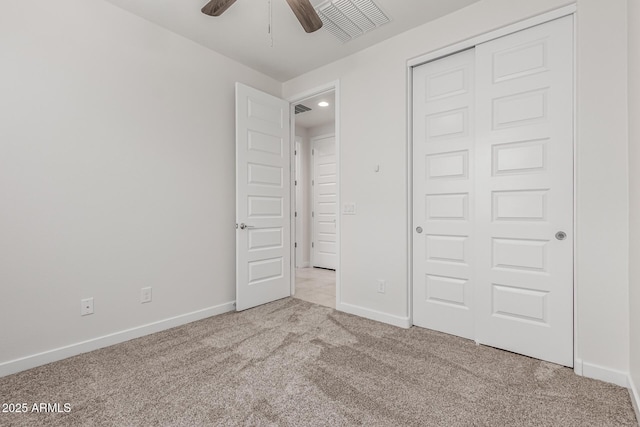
[236,83,291,311]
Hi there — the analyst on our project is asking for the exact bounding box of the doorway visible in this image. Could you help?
[291,89,337,309]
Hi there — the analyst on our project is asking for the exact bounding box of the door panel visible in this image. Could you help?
[474,16,574,366]
[236,83,291,311]
[413,48,476,339]
[295,140,303,267]
[312,136,337,270]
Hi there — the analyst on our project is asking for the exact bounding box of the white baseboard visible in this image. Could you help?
[0,301,235,378]
[336,302,411,329]
[573,358,583,376]
[575,358,629,387]
[629,374,640,423]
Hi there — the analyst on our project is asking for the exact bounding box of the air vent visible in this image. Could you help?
[317,0,391,44]
[295,104,312,114]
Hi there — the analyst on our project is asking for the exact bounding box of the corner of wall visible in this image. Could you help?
[629,374,640,424]
[628,0,640,420]
[337,302,411,329]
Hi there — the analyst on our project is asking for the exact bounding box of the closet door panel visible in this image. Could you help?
[474,16,574,367]
[413,49,476,339]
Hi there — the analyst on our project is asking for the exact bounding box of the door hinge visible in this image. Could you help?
[295,242,298,248]
[312,179,314,186]
[312,242,315,248]
[295,150,297,155]
[312,211,315,218]
[312,149,314,155]
[295,180,297,186]
[295,211,298,217]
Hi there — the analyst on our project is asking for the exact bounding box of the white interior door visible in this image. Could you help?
[474,16,574,366]
[412,16,574,366]
[236,82,291,311]
[312,135,337,269]
[295,139,303,268]
[412,48,476,339]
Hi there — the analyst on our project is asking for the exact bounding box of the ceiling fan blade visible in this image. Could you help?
[285,0,323,33]
[201,0,237,16]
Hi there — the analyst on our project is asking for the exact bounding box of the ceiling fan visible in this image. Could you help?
[201,0,324,33]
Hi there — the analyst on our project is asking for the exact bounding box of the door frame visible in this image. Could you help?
[406,4,578,369]
[287,81,341,303]
[310,132,337,269]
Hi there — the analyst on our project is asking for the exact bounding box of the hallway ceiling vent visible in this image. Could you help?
[317,0,391,43]
[295,104,312,114]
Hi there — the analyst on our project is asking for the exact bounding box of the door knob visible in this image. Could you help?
[239,223,255,230]
[416,226,423,234]
[555,231,567,240]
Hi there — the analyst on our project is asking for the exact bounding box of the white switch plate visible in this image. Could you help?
[80,298,94,316]
[343,203,356,215]
[377,280,386,294]
[141,287,152,304]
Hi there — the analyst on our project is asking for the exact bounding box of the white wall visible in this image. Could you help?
[0,0,280,373]
[282,0,631,381]
[308,123,336,139]
[575,0,629,382]
[628,0,640,410]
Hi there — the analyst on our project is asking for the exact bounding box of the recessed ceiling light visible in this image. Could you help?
[318,101,329,107]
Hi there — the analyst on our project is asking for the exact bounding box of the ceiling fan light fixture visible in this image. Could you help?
[201,0,237,16]
[318,101,330,107]
[201,0,323,33]
[285,0,324,33]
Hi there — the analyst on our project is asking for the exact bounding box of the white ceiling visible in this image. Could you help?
[104,0,481,82]
[294,91,335,129]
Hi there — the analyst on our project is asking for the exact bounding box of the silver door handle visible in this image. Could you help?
[555,231,566,240]
[239,223,255,230]
[416,226,423,234]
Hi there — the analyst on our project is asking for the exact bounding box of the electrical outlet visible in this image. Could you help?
[80,298,94,316]
[377,280,386,294]
[141,287,152,304]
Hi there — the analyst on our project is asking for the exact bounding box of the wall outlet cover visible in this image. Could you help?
[80,298,94,316]
[141,287,152,304]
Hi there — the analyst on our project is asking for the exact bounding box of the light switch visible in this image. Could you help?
[343,203,356,215]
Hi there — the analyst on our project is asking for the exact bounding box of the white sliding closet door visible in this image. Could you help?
[412,16,574,367]
[474,16,574,367]
[412,49,476,339]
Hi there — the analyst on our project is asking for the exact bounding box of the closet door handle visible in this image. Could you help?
[416,226,423,234]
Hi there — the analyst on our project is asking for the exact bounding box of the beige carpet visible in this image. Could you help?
[0,298,636,426]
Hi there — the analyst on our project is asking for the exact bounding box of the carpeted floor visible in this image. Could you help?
[0,298,637,426]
